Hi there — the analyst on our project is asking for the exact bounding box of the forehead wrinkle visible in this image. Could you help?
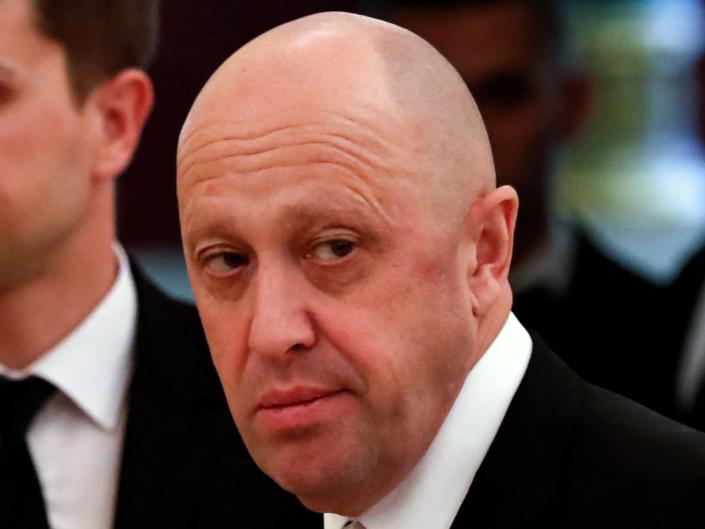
[178,134,395,192]
[178,108,403,179]
[182,147,398,226]
[179,144,393,202]
[180,125,395,172]
[181,108,400,151]
[280,198,392,232]
[178,115,409,205]
[200,162,393,226]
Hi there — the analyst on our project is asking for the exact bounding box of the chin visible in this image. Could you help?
[266,454,332,494]
[267,442,379,517]
[268,472,333,512]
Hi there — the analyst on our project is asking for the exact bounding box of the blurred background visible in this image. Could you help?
[118,0,705,300]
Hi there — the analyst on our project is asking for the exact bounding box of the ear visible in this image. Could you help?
[558,71,591,140]
[88,68,154,181]
[466,185,518,317]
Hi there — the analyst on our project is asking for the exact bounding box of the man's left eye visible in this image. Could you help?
[310,239,355,262]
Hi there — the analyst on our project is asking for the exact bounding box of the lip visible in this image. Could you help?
[255,386,349,432]
[258,386,341,410]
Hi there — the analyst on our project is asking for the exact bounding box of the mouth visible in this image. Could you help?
[258,386,342,410]
[255,386,349,432]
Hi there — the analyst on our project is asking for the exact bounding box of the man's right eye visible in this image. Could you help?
[204,251,249,275]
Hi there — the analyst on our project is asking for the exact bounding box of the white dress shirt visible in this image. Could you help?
[325,313,532,529]
[0,245,137,529]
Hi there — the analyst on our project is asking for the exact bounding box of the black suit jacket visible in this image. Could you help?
[451,335,705,529]
[111,264,318,529]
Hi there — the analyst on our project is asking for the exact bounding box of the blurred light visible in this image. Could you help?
[645,0,705,56]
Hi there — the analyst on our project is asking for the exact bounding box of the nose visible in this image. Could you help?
[247,262,316,360]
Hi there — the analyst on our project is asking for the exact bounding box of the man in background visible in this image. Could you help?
[377,0,673,414]
[178,12,705,528]
[664,0,705,429]
[0,1,315,528]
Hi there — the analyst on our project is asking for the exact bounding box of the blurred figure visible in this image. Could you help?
[666,1,705,429]
[0,1,314,528]
[378,0,672,413]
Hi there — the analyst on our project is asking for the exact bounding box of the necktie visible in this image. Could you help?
[344,521,366,529]
[0,376,56,529]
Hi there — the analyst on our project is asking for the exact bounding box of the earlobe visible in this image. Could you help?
[466,185,518,315]
[91,69,154,181]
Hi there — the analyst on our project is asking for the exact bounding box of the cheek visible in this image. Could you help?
[0,107,94,278]
[327,258,472,402]
[195,292,250,390]
[0,108,45,203]
[199,304,258,432]
[2,94,81,163]
[5,111,92,220]
[385,267,473,393]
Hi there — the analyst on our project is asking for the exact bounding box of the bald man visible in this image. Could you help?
[178,12,705,529]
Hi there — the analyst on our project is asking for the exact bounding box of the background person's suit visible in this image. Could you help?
[514,230,672,416]
[665,243,705,429]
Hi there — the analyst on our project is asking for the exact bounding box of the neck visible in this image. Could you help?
[0,189,117,370]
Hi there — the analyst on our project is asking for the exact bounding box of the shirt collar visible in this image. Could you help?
[324,313,532,529]
[0,244,137,431]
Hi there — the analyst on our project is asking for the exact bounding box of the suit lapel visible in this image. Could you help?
[451,336,586,529]
[112,265,236,529]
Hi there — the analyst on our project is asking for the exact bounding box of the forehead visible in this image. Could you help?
[178,105,427,236]
[181,104,405,170]
[182,168,405,248]
[0,0,40,49]
[0,0,63,76]
[392,4,547,81]
[178,89,425,187]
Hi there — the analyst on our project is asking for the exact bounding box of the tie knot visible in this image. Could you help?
[0,377,56,443]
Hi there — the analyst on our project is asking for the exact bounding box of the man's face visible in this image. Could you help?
[0,0,97,289]
[179,103,479,512]
[392,3,561,222]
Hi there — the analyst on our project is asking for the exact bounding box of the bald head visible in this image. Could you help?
[177,12,517,516]
[178,12,495,223]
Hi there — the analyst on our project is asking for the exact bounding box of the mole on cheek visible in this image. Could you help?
[419,262,450,280]
[412,246,450,280]
[433,265,451,279]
